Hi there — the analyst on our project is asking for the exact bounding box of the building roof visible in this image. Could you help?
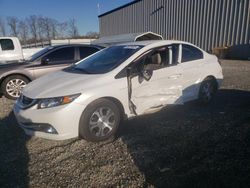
[98,0,142,18]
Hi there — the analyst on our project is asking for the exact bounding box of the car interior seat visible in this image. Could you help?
[146,53,162,70]
[151,53,162,65]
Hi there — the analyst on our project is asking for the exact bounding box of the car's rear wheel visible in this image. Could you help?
[79,99,121,142]
[1,75,29,100]
[199,78,217,104]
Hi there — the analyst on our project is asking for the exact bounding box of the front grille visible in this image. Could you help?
[19,94,37,109]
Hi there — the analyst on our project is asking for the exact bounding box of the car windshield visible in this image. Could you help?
[29,46,55,61]
[73,45,143,74]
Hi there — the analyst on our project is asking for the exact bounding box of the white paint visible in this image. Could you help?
[0,37,44,62]
[14,40,223,140]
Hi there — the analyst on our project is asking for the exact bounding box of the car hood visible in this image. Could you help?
[22,70,104,99]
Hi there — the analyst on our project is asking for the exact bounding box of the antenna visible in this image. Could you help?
[97,3,100,15]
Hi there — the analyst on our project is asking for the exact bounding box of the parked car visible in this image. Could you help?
[0,44,103,99]
[0,37,43,62]
[14,40,223,142]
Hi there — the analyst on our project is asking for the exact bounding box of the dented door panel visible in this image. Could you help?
[131,65,183,115]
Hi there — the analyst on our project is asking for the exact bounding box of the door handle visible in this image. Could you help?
[168,74,182,79]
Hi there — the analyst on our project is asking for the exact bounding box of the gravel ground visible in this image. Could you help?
[0,60,250,188]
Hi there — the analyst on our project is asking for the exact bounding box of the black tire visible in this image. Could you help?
[79,98,121,142]
[198,78,217,105]
[1,75,29,100]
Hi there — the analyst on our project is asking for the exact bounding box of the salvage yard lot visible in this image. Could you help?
[1,60,250,187]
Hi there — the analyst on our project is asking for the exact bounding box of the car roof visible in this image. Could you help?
[115,40,204,52]
[50,44,104,49]
[116,40,196,47]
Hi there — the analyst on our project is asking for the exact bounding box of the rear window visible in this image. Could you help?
[182,44,203,62]
[79,47,99,59]
[0,39,14,51]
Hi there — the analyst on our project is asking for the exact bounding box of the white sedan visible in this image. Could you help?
[14,40,223,142]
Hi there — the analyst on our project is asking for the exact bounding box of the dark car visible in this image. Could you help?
[0,44,103,99]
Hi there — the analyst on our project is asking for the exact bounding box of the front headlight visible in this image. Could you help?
[37,93,80,109]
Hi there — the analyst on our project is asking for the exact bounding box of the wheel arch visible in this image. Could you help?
[100,97,127,120]
[78,96,127,141]
[0,73,32,93]
[203,75,218,91]
[82,96,127,121]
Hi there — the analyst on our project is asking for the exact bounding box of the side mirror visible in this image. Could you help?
[41,57,50,65]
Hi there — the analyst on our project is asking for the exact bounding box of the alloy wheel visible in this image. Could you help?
[6,79,27,98]
[89,107,116,137]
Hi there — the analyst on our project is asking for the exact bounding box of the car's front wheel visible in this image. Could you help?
[198,78,217,104]
[1,75,29,100]
[79,99,121,142]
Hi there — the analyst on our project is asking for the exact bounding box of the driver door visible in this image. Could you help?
[130,45,183,115]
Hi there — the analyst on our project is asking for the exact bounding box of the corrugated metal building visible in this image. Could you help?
[98,0,250,52]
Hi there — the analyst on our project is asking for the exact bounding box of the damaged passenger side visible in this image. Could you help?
[126,44,183,115]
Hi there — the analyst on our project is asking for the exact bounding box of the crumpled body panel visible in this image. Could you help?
[131,66,183,115]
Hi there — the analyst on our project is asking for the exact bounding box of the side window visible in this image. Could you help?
[45,47,75,63]
[0,39,14,51]
[142,45,180,68]
[182,44,203,62]
[142,47,168,70]
[115,45,178,79]
[79,47,99,59]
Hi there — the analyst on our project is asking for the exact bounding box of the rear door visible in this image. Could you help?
[179,44,204,102]
[33,46,76,78]
[130,45,183,115]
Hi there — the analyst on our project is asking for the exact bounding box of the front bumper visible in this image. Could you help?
[13,100,86,140]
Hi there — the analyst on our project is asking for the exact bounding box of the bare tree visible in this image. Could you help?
[57,21,68,38]
[19,20,29,45]
[0,17,6,36]
[68,18,79,38]
[7,16,19,37]
[0,15,80,44]
[37,16,46,43]
[27,15,38,45]
[50,19,58,39]
[37,17,57,40]
[85,31,99,38]
[42,17,51,40]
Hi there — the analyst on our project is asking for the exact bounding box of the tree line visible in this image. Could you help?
[0,15,99,45]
